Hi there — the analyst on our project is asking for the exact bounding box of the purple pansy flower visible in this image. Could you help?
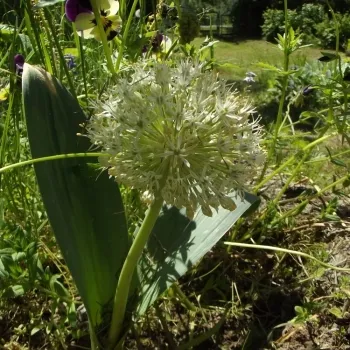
[64,54,77,70]
[302,85,315,96]
[65,0,121,41]
[151,33,172,53]
[14,54,25,76]
[65,0,92,21]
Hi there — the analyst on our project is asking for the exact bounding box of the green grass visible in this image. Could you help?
[193,38,336,79]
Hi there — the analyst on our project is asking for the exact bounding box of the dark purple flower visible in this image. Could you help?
[302,85,314,96]
[65,0,92,22]
[143,33,172,56]
[64,54,77,70]
[14,54,25,76]
[151,33,164,51]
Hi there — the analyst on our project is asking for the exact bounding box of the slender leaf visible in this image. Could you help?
[0,24,32,50]
[33,0,65,8]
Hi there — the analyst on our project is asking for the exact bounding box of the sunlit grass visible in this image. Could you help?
[193,37,338,79]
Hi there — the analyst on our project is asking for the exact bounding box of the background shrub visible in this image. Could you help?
[315,12,350,49]
[261,3,350,49]
[261,8,298,42]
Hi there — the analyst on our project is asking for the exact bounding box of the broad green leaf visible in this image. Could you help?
[318,52,340,62]
[22,64,128,328]
[198,40,220,53]
[135,191,260,316]
[33,0,65,8]
[0,259,9,278]
[0,24,31,50]
[31,327,42,336]
[329,307,342,318]
[49,274,70,298]
[4,284,25,297]
[254,62,281,73]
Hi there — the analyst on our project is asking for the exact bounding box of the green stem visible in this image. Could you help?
[107,195,164,348]
[40,10,58,78]
[305,148,350,164]
[274,173,349,223]
[0,152,106,173]
[25,0,46,66]
[224,242,350,272]
[90,0,115,75]
[259,0,290,183]
[273,0,290,143]
[44,9,77,99]
[272,121,330,203]
[272,151,310,204]
[89,320,99,350]
[171,283,197,312]
[73,23,89,101]
[254,133,334,193]
[115,0,138,72]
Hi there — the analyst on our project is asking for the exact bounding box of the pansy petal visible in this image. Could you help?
[90,26,102,40]
[65,0,79,21]
[98,0,112,12]
[161,36,172,52]
[106,29,118,41]
[65,0,92,21]
[108,15,122,28]
[90,25,117,41]
[75,12,95,31]
[77,27,95,39]
[14,54,25,67]
[107,0,119,15]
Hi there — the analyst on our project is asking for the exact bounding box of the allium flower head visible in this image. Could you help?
[87,60,264,218]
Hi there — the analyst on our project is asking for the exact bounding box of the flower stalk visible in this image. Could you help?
[90,0,115,75]
[114,0,138,71]
[224,242,350,273]
[107,194,165,348]
[0,152,105,174]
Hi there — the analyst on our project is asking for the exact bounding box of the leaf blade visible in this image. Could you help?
[22,64,128,327]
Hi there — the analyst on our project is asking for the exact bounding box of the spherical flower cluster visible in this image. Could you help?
[87,60,265,218]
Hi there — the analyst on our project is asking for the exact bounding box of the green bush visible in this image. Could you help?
[294,3,326,35]
[255,61,331,126]
[261,8,297,42]
[315,12,350,49]
[262,4,326,44]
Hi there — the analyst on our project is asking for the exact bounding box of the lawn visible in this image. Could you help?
[193,37,339,79]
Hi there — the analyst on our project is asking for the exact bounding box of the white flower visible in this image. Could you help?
[87,60,265,218]
[243,76,255,83]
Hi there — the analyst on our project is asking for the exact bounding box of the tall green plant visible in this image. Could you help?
[19,55,262,349]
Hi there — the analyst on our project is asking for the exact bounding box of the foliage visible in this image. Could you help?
[261,8,297,42]
[0,0,350,349]
[262,4,326,43]
[255,60,331,125]
[315,12,350,49]
[262,3,350,50]
[177,2,200,44]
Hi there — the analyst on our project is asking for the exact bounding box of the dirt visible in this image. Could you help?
[1,179,350,350]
